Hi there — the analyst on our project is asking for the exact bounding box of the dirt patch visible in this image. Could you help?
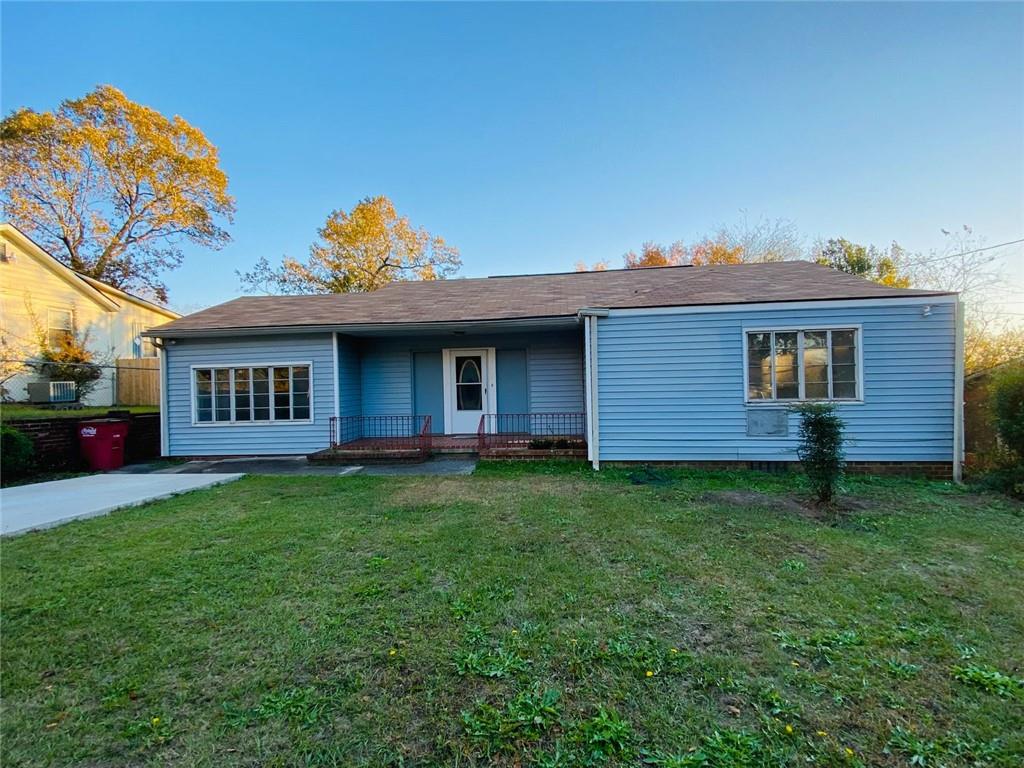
[703,490,876,522]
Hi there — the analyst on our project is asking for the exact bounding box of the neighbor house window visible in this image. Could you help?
[47,308,73,349]
[194,364,311,423]
[132,322,157,358]
[746,329,859,401]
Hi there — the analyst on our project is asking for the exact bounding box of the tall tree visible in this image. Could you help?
[1,85,235,302]
[239,196,461,294]
[812,238,912,288]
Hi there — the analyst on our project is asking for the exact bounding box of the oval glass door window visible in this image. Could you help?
[456,356,483,410]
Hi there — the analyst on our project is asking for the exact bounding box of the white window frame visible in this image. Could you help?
[742,324,864,405]
[189,361,314,426]
[47,307,74,347]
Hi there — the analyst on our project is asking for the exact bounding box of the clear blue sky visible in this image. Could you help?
[3,2,1022,314]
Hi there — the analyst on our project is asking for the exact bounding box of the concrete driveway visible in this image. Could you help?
[0,473,244,536]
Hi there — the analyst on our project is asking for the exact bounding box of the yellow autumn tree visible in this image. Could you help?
[0,85,235,302]
[239,196,461,294]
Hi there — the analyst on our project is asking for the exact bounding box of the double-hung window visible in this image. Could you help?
[746,328,859,402]
[47,308,73,349]
[193,364,312,424]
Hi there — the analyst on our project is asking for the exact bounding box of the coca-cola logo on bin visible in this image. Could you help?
[80,426,97,437]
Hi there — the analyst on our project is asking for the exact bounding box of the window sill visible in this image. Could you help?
[744,400,864,407]
[190,420,315,427]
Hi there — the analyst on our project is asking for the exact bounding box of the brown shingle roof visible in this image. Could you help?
[149,261,952,336]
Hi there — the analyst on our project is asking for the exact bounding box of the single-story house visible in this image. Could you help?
[146,262,964,479]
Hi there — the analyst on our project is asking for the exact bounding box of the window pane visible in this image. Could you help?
[831,330,856,365]
[197,408,212,423]
[457,384,482,410]
[234,368,250,393]
[293,405,310,420]
[195,369,212,395]
[774,332,798,399]
[833,381,857,399]
[214,369,232,421]
[803,331,829,399]
[457,357,481,384]
[746,333,772,399]
[253,407,271,421]
[253,368,269,393]
[292,366,309,394]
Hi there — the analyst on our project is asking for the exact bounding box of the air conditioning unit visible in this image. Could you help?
[27,381,78,404]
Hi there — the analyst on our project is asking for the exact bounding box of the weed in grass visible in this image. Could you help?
[573,706,632,764]
[123,715,171,748]
[461,686,562,754]
[782,558,807,573]
[885,726,1012,768]
[454,646,530,678]
[774,628,863,664]
[951,664,1024,698]
[886,660,922,680]
[222,684,347,727]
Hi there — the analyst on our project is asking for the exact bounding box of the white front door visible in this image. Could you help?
[442,348,497,434]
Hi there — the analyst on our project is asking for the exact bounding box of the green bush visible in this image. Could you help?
[979,363,1024,498]
[1,424,35,480]
[990,363,1024,458]
[793,402,846,504]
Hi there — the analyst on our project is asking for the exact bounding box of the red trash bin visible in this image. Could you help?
[78,418,130,471]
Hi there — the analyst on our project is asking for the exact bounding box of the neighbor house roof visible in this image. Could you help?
[148,261,953,337]
[1,222,179,320]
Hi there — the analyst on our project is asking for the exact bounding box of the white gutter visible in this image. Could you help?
[155,339,170,456]
[953,300,965,483]
[578,309,608,470]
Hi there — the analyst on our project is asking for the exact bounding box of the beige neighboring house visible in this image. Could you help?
[0,223,180,406]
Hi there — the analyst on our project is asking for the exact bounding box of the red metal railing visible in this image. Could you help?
[477,412,586,451]
[329,415,432,456]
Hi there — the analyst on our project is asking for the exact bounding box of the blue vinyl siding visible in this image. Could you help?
[361,347,413,416]
[413,351,445,433]
[165,333,335,456]
[596,301,955,462]
[529,343,585,412]
[337,335,361,418]
[497,350,529,414]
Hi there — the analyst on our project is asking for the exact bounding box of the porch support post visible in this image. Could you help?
[953,300,965,483]
[332,332,341,421]
[579,308,608,470]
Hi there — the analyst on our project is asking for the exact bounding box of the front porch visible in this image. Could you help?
[313,322,590,461]
[310,412,587,462]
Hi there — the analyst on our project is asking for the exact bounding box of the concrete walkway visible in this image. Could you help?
[0,473,244,536]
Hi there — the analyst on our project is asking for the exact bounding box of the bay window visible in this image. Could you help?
[194,364,311,423]
[746,328,859,402]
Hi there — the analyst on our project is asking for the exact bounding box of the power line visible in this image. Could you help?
[913,237,1024,265]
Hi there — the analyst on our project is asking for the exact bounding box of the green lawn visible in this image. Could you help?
[2,463,1022,767]
[0,404,158,422]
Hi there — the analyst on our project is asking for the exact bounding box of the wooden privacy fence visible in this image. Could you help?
[115,358,160,405]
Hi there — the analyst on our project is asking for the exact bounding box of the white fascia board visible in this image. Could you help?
[606,295,957,318]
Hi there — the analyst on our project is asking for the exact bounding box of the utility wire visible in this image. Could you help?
[911,237,1024,264]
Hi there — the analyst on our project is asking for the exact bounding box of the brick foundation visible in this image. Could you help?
[3,413,162,473]
[603,459,954,480]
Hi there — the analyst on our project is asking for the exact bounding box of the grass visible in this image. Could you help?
[0,404,158,422]
[1,462,1022,767]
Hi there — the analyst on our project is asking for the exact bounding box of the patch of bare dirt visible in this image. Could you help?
[702,490,876,522]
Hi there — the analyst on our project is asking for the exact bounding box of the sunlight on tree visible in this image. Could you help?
[812,238,912,288]
[239,196,461,294]
[1,85,235,302]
